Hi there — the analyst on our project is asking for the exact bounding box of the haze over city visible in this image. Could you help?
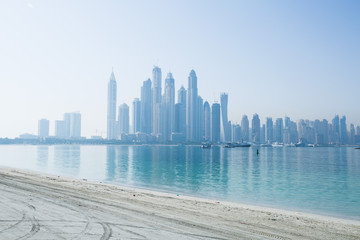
[1,0,359,138]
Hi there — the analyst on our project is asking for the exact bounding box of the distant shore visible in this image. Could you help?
[0,167,359,239]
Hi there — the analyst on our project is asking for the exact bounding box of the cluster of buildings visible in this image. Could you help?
[107,67,360,145]
[37,112,81,139]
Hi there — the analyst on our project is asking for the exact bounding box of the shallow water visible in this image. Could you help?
[1,145,359,220]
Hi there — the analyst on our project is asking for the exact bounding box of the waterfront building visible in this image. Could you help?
[64,112,81,138]
[198,96,204,141]
[340,115,347,144]
[260,124,265,144]
[211,103,221,143]
[332,115,340,144]
[251,114,260,144]
[241,115,249,142]
[118,103,129,134]
[152,66,162,136]
[164,73,175,141]
[38,119,49,138]
[204,101,211,141]
[55,120,66,138]
[140,79,152,134]
[275,118,283,143]
[266,117,273,143]
[232,124,241,142]
[132,98,141,133]
[186,70,200,142]
[220,93,230,142]
[175,86,186,138]
[350,124,355,144]
[107,70,117,139]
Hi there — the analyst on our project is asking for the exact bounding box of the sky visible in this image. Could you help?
[0,0,359,138]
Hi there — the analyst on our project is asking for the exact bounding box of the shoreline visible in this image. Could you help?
[0,167,359,239]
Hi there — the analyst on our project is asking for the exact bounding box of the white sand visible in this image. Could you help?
[0,167,359,239]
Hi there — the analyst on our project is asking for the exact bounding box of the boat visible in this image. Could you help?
[355,147,360,150]
[200,143,211,148]
[272,143,284,148]
[234,142,251,147]
[223,142,234,148]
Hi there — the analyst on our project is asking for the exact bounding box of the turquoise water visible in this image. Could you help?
[0,145,359,220]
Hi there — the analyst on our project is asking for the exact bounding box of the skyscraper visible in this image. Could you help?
[332,115,340,144]
[204,101,211,141]
[340,115,347,144]
[266,117,273,143]
[118,103,129,134]
[220,93,230,142]
[198,96,204,141]
[38,119,49,137]
[241,115,249,142]
[164,73,175,141]
[275,118,283,143]
[186,70,199,142]
[69,112,81,138]
[152,66,162,136]
[55,120,66,138]
[140,79,152,134]
[251,113,260,144]
[232,124,241,142]
[175,86,186,137]
[211,103,220,143]
[132,98,141,134]
[107,70,117,139]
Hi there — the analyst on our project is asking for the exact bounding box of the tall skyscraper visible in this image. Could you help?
[164,73,175,141]
[175,86,186,137]
[220,93,230,142]
[107,70,117,139]
[140,79,152,134]
[132,98,141,134]
[251,113,260,144]
[204,101,211,141]
[241,115,249,142]
[38,119,49,137]
[340,115,347,144]
[55,120,66,138]
[266,117,273,143]
[186,70,199,142]
[69,112,81,138]
[211,103,220,143]
[198,96,204,141]
[232,124,241,142]
[152,66,162,136]
[332,115,340,144]
[118,103,129,134]
[275,118,283,143]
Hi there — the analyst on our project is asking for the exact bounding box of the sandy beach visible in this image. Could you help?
[0,168,359,239]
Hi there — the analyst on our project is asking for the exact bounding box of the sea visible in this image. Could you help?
[0,145,359,220]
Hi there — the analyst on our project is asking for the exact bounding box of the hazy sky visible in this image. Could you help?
[1,0,359,138]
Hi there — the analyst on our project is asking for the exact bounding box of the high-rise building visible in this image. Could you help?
[64,112,81,138]
[349,124,355,144]
[140,79,152,134]
[340,115,347,144]
[220,93,230,142]
[260,124,266,144]
[198,96,204,141]
[55,120,66,138]
[164,73,175,141]
[266,117,273,143]
[232,124,241,142]
[204,101,211,141]
[152,66,162,136]
[132,98,141,134]
[186,70,200,142]
[357,126,360,136]
[275,118,283,143]
[332,115,340,144]
[211,103,221,143]
[251,114,260,144]
[241,115,249,142]
[38,119,49,137]
[118,103,129,134]
[175,86,186,137]
[107,70,117,139]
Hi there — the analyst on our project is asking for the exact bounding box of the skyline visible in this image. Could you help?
[1,1,359,138]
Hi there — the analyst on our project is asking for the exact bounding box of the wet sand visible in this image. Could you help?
[0,167,359,239]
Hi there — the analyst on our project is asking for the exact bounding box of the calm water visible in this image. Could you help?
[0,145,359,220]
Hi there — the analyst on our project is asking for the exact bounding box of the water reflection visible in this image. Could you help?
[54,145,80,176]
[37,146,48,170]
